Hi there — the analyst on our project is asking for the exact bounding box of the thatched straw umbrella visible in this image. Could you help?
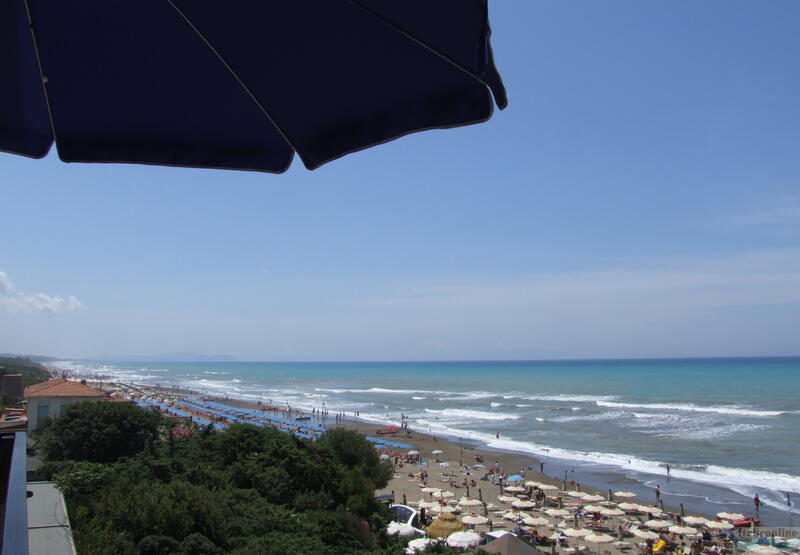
[426,512,464,538]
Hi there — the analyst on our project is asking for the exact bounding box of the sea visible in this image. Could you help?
[52,357,800,526]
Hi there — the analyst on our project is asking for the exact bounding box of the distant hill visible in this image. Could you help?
[108,353,239,363]
[0,353,62,363]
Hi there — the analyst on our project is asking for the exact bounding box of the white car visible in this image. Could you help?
[389,504,427,535]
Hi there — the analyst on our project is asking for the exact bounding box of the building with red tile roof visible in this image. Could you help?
[24,378,104,431]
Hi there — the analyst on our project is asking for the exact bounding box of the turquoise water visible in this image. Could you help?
[56,357,800,524]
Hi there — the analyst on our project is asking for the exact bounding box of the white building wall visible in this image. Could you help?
[28,397,101,432]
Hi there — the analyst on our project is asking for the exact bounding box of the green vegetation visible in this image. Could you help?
[0,355,50,387]
[0,355,49,411]
[40,401,412,554]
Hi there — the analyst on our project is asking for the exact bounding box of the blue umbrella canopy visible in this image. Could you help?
[1,1,506,172]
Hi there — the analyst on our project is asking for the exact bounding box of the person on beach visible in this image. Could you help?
[656,484,661,503]
[539,461,544,473]
[666,464,671,477]
[754,494,761,513]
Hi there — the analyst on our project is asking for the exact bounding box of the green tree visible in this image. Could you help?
[38,401,164,463]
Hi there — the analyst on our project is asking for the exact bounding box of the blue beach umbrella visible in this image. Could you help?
[1,1,506,172]
[506,475,524,482]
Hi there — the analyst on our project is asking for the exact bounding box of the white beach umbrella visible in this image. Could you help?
[461,514,489,525]
[504,486,526,493]
[563,527,593,538]
[581,494,605,503]
[525,481,543,488]
[522,516,550,526]
[432,490,454,499]
[429,504,457,514]
[421,486,441,493]
[645,520,672,529]
[446,530,482,548]
[512,500,536,509]
[418,500,440,510]
[582,504,605,513]
[716,512,744,521]
[669,525,698,535]
[600,508,626,517]
[545,508,571,517]
[565,490,586,498]
[617,502,640,511]
[406,538,434,553]
[634,529,661,541]
[706,521,735,530]
[637,505,663,514]
[497,495,518,503]
[458,497,483,507]
[683,516,710,526]
[614,491,637,498]
[539,484,559,491]
[503,511,529,520]
[407,450,420,455]
[387,521,416,537]
[431,449,443,455]
[747,546,782,555]
[586,533,616,544]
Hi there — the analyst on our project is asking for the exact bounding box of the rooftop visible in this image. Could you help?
[24,378,104,399]
[27,481,77,555]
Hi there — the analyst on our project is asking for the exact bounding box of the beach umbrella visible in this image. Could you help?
[407,450,420,456]
[503,511,530,520]
[600,508,626,517]
[615,491,637,498]
[717,512,744,521]
[1,3,507,173]
[581,494,605,503]
[582,504,605,513]
[387,521,416,537]
[539,484,560,491]
[406,538,435,553]
[421,486,441,494]
[432,490,454,499]
[669,525,698,535]
[565,491,586,498]
[634,529,661,541]
[586,533,616,544]
[706,521,735,530]
[747,546,782,555]
[683,516,710,526]
[525,481,543,488]
[618,502,640,511]
[522,516,550,526]
[446,530,482,548]
[418,500,440,510]
[458,497,483,507]
[637,504,663,514]
[431,449,443,455]
[511,500,536,509]
[379,454,391,460]
[426,512,463,538]
[504,486,526,493]
[498,495,518,503]
[462,514,489,525]
[429,504,457,514]
[563,528,593,538]
[506,475,525,482]
[545,509,571,517]
[645,520,672,529]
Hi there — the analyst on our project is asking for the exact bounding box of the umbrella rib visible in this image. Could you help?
[165,0,299,155]
[346,0,491,88]
[22,0,59,149]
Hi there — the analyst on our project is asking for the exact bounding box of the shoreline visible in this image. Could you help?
[50,364,796,528]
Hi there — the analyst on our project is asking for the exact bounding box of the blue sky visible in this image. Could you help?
[2,1,799,361]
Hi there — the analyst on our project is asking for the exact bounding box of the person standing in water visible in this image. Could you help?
[655,485,661,504]
[754,494,761,513]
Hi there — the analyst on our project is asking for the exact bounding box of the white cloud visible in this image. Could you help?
[0,270,87,314]
[0,270,14,293]
[730,196,800,226]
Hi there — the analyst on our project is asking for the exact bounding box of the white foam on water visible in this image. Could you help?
[315,387,448,395]
[648,423,770,441]
[597,401,787,417]
[412,396,427,400]
[490,402,534,408]
[548,410,630,423]
[402,419,800,497]
[508,394,618,403]
[424,408,520,421]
